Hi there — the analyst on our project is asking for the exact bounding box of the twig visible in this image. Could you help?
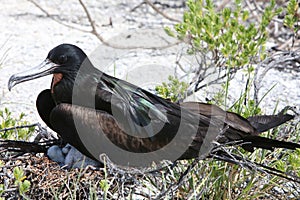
[77,0,102,39]
[212,147,300,184]
[278,37,294,50]
[131,1,147,12]
[155,158,199,199]
[143,0,181,23]
[0,123,39,132]
[0,139,60,153]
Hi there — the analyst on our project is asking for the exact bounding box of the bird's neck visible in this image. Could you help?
[51,67,102,107]
[51,75,74,105]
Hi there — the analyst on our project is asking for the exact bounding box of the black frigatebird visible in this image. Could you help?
[7,44,300,167]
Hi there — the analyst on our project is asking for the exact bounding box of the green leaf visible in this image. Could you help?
[242,11,249,21]
[13,167,24,181]
[19,180,31,194]
[0,184,4,196]
[100,180,109,191]
[164,26,175,37]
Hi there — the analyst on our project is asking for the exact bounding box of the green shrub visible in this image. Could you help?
[0,108,35,140]
[13,166,31,198]
[154,0,300,199]
[155,76,188,102]
[166,0,282,68]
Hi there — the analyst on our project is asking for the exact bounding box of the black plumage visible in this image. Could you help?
[8,44,300,166]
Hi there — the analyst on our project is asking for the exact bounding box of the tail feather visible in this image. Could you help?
[181,102,298,152]
[182,102,295,134]
[247,114,294,133]
[242,135,300,152]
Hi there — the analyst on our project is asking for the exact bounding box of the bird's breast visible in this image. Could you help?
[50,74,74,105]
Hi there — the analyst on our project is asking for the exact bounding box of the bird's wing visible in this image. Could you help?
[94,74,198,139]
[102,74,177,118]
[94,74,262,143]
[180,102,258,135]
[36,89,57,130]
[49,103,201,166]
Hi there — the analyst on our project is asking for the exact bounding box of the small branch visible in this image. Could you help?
[278,37,295,50]
[0,123,39,133]
[131,1,147,12]
[143,0,181,23]
[155,158,199,199]
[216,0,231,11]
[77,0,112,47]
[77,0,97,35]
[0,139,60,154]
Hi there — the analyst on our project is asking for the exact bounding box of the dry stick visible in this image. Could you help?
[181,40,240,97]
[77,0,127,49]
[77,0,105,43]
[143,0,181,23]
[131,1,147,12]
[0,139,60,154]
[131,0,181,23]
[245,0,261,22]
[0,123,39,132]
[212,148,300,184]
[155,158,200,199]
[278,37,294,50]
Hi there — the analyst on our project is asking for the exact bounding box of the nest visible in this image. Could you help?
[0,154,106,199]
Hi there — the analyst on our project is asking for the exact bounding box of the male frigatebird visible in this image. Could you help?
[8,44,300,166]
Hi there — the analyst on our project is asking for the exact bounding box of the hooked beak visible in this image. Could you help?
[8,59,59,91]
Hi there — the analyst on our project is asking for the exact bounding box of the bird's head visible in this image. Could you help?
[8,44,88,91]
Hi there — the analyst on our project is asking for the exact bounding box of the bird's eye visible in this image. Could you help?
[58,55,68,64]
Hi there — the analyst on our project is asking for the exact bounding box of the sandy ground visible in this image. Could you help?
[0,0,299,126]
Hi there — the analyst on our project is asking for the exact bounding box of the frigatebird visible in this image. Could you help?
[7,44,300,167]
